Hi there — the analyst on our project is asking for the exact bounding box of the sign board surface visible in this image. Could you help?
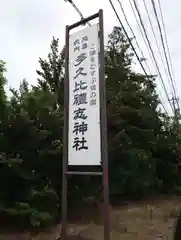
[68,24,101,165]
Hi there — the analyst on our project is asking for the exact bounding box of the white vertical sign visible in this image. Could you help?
[68,24,101,165]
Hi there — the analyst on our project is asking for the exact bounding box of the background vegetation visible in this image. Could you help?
[0,27,180,228]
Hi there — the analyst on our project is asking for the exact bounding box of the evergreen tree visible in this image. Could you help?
[105,27,174,197]
[0,26,180,228]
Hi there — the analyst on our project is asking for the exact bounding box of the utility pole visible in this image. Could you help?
[169,96,180,147]
[170,97,180,130]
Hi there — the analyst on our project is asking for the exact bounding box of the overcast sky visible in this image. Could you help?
[0,0,181,114]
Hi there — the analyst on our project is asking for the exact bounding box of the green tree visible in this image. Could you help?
[105,27,175,198]
[0,26,180,229]
[0,60,7,118]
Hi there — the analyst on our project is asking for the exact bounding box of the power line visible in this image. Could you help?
[108,0,168,115]
[116,0,153,76]
[128,0,158,75]
[157,0,175,80]
[116,0,168,113]
[157,0,179,109]
[150,0,177,104]
[108,0,148,77]
[128,0,172,112]
[131,0,173,112]
[142,0,171,90]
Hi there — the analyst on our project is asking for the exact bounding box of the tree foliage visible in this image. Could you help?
[0,27,180,228]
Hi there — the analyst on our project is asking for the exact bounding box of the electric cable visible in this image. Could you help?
[131,0,173,112]
[108,0,169,115]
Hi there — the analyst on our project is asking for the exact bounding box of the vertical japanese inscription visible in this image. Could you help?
[89,44,97,106]
[72,36,89,152]
[68,24,101,166]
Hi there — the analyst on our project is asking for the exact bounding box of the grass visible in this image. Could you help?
[0,196,181,239]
